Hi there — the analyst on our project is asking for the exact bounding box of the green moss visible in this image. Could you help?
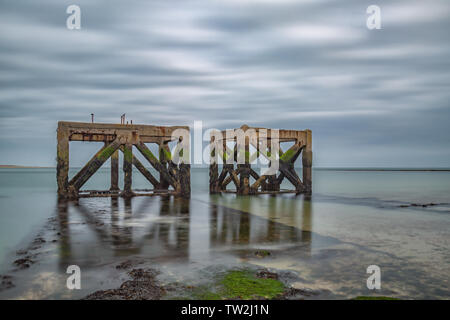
[194,289,223,300]
[122,147,133,161]
[222,152,229,161]
[141,146,159,163]
[171,269,285,300]
[160,147,172,160]
[352,296,400,300]
[219,270,284,299]
[99,145,118,161]
[279,148,298,163]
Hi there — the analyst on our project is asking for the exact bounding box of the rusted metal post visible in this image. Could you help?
[122,143,133,197]
[110,150,119,191]
[57,123,70,199]
[302,129,312,193]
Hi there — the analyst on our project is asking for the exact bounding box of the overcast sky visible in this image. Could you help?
[0,0,449,167]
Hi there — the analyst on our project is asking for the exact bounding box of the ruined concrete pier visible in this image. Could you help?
[57,121,190,199]
[209,125,312,195]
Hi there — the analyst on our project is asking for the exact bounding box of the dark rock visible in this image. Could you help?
[33,237,46,244]
[84,268,164,300]
[282,287,320,299]
[0,275,15,291]
[115,260,133,270]
[16,249,28,255]
[13,258,34,269]
[254,250,271,258]
[256,269,278,280]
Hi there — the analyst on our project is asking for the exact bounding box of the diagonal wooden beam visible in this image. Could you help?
[135,141,177,188]
[279,143,303,164]
[251,174,267,190]
[119,146,160,188]
[229,167,240,189]
[222,167,242,188]
[222,174,233,188]
[69,138,121,191]
[276,171,285,185]
[249,168,260,180]
[279,162,303,191]
[217,165,231,186]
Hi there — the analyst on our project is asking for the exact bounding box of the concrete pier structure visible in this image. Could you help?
[209,125,312,195]
[56,121,190,199]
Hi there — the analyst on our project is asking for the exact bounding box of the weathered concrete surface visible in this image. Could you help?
[209,125,312,195]
[110,150,119,191]
[56,121,190,199]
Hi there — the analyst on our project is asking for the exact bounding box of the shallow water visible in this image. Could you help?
[0,168,449,299]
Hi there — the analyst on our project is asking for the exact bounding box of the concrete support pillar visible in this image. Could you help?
[209,136,219,194]
[122,143,133,197]
[238,164,251,195]
[110,149,119,191]
[238,136,250,195]
[302,130,312,193]
[267,143,280,192]
[180,163,191,198]
[159,142,170,190]
[57,124,69,198]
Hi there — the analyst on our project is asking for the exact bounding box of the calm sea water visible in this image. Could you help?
[0,168,449,299]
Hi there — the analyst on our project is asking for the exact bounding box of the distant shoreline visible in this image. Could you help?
[314,168,450,172]
[1,165,449,172]
[0,165,54,169]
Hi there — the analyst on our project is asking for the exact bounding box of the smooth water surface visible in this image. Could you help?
[0,168,449,299]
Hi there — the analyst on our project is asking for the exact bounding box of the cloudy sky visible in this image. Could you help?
[0,0,449,167]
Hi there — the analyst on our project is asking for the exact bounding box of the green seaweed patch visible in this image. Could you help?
[352,296,400,300]
[279,148,298,163]
[141,146,159,163]
[171,269,285,300]
[122,147,133,161]
[99,145,118,161]
[160,147,172,161]
[220,270,284,299]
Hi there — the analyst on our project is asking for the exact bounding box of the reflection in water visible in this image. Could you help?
[209,195,313,253]
[56,196,192,270]
[55,195,315,271]
[5,190,449,300]
[209,194,314,252]
[2,168,450,300]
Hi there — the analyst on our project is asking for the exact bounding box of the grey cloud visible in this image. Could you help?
[0,0,449,167]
